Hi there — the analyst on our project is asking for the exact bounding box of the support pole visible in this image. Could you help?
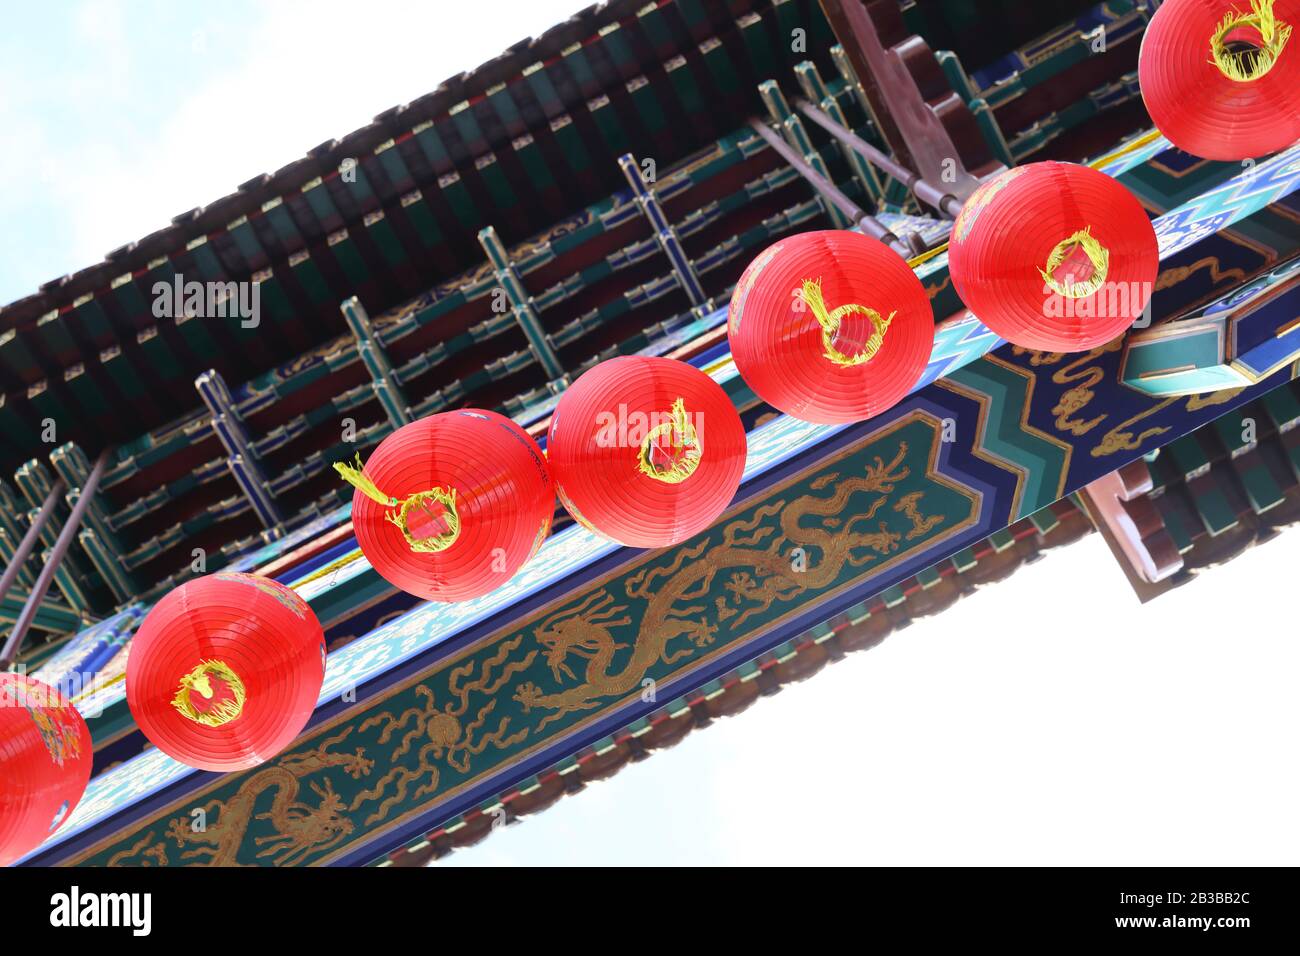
[0,481,37,589]
[16,459,93,599]
[49,444,114,542]
[796,100,964,218]
[747,119,923,257]
[1,453,107,670]
[0,479,64,611]
[759,80,855,230]
[51,442,134,603]
[818,1,917,171]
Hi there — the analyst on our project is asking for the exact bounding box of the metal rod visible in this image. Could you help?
[0,479,65,611]
[759,81,856,231]
[747,118,918,256]
[796,99,964,219]
[794,62,886,207]
[1,453,107,669]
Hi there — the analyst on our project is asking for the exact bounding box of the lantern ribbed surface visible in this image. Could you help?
[126,572,326,772]
[947,162,1158,352]
[548,356,747,548]
[347,409,553,602]
[0,673,92,866]
[727,230,934,424]
[1139,0,1300,160]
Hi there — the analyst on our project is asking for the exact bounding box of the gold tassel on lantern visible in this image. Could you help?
[1210,0,1291,83]
[335,455,461,553]
[801,277,895,367]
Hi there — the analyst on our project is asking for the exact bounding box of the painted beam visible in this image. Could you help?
[43,343,1300,866]
[0,590,84,636]
[1122,256,1300,396]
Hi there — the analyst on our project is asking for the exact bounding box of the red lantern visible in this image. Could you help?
[337,409,553,602]
[548,356,746,547]
[126,572,325,772]
[727,230,933,424]
[947,162,1158,352]
[0,673,92,865]
[1139,0,1300,161]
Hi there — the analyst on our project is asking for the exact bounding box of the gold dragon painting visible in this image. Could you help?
[95,422,970,867]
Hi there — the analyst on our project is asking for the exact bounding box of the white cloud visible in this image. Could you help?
[3,0,583,299]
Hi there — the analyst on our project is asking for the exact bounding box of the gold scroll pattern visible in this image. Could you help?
[1013,341,1244,458]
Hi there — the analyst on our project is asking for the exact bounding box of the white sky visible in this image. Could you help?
[446,531,1300,866]
[6,1,1298,866]
[0,0,591,302]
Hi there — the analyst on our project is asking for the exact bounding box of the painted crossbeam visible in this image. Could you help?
[21,142,1300,866]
